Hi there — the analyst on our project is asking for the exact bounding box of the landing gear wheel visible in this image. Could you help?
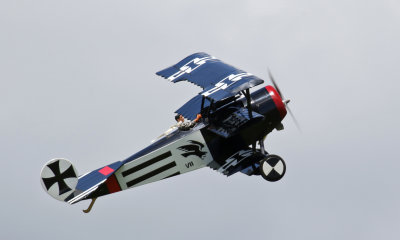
[259,154,286,182]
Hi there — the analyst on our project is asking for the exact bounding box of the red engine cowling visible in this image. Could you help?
[248,85,287,121]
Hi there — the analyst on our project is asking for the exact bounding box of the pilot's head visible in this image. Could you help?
[175,114,184,122]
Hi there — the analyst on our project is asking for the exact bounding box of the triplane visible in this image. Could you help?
[40,52,295,212]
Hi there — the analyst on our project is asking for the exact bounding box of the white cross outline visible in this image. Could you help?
[218,149,253,173]
[167,56,216,81]
[202,72,253,97]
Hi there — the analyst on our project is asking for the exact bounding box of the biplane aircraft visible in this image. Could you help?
[40,52,296,213]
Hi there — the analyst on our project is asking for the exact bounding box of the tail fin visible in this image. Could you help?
[41,158,124,206]
[40,158,78,201]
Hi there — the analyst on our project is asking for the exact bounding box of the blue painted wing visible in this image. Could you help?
[156,52,264,119]
[174,94,210,120]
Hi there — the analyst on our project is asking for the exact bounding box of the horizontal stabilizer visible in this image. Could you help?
[65,161,123,204]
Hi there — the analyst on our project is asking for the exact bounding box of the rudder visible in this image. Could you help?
[40,158,78,201]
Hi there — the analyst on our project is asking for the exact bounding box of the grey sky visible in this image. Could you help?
[1,1,399,239]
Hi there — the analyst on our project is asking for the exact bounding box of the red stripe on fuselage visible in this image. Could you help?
[106,174,121,193]
[265,86,287,119]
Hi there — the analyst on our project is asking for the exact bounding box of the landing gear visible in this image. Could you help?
[259,154,286,182]
[254,138,286,181]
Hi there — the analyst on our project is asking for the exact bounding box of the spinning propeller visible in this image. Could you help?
[268,70,301,131]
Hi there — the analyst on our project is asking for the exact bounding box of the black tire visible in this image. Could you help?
[259,154,286,182]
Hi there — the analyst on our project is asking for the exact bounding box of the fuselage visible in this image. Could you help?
[83,85,287,200]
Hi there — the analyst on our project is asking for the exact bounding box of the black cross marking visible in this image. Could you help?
[42,160,77,195]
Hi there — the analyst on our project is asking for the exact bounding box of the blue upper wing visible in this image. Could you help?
[156,52,264,119]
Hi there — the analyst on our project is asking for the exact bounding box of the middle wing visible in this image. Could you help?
[156,52,264,120]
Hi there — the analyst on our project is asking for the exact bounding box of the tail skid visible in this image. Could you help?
[82,197,97,213]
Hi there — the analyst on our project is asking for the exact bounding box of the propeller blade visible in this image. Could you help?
[268,69,301,132]
[268,69,284,99]
[287,106,301,132]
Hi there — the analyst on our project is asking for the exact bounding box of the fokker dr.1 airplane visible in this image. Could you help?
[40,52,296,213]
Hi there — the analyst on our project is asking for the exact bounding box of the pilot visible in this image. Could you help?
[175,114,202,131]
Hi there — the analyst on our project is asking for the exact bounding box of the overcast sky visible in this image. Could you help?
[1,1,400,239]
